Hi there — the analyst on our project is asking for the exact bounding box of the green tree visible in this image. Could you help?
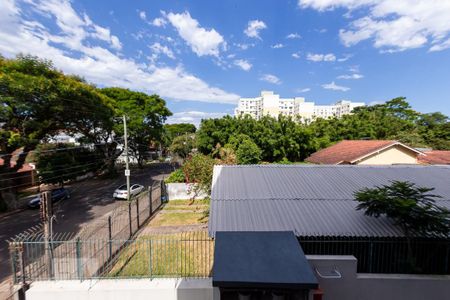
[0,55,114,209]
[355,181,450,270]
[163,123,196,147]
[35,144,104,185]
[236,139,262,164]
[99,88,172,168]
[182,153,215,197]
[169,133,196,159]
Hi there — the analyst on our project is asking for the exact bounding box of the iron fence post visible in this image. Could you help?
[149,185,153,217]
[136,197,140,228]
[108,216,112,259]
[160,180,165,203]
[368,241,373,273]
[9,242,18,284]
[19,243,26,285]
[445,243,450,273]
[128,202,132,238]
[149,239,152,278]
[76,238,82,281]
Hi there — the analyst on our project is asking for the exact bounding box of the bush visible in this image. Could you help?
[165,168,185,183]
[236,139,262,164]
[183,153,215,196]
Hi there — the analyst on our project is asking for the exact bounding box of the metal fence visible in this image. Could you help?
[9,180,172,283]
[9,231,213,282]
[300,238,450,274]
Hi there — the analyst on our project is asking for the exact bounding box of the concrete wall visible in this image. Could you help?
[26,278,213,300]
[25,256,450,300]
[166,183,207,200]
[307,255,450,300]
[358,145,418,165]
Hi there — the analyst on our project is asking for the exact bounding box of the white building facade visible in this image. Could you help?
[235,91,365,121]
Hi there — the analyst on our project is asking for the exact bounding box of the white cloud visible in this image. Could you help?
[337,73,363,79]
[369,100,383,106]
[296,87,311,93]
[271,43,285,49]
[138,10,147,21]
[149,42,175,59]
[167,111,228,126]
[27,0,123,51]
[0,0,239,104]
[235,43,255,50]
[292,52,301,59]
[260,74,281,85]
[286,33,301,39]
[337,54,352,62]
[348,65,360,73]
[244,20,267,39]
[166,11,225,57]
[306,53,336,62]
[299,0,450,52]
[234,59,252,71]
[152,17,167,27]
[322,81,350,91]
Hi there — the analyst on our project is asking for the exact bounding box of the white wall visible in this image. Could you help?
[307,255,450,300]
[166,183,207,200]
[26,278,213,300]
[25,256,450,300]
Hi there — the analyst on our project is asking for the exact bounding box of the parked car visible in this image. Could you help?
[113,184,144,200]
[27,188,70,209]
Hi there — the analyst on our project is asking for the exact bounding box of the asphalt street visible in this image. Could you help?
[0,163,173,282]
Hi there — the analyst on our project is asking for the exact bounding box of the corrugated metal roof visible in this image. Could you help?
[209,165,450,238]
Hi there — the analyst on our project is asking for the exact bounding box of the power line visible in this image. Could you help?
[0,160,111,192]
[0,161,103,182]
[0,139,153,160]
[0,152,104,177]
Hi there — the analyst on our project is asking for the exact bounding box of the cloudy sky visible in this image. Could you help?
[1,0,450,125]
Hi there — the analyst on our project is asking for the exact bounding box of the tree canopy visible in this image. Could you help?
[0,55,172,210]
[99,87,172,167]
[163,123,196,146]
[196,97,449,163]
[355,181,450,238]
[0,55,114,173]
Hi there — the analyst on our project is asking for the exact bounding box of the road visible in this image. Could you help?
[0,163,174,282]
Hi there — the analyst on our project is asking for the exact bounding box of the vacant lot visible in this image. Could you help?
[147,199,209,227]
[107,198,212,278]
[109,231,213,278]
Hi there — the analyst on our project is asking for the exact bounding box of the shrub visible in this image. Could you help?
[183,153,215,196]
[165,168,186,183]
[236,139,262,164]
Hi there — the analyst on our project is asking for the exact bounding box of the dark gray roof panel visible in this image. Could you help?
[209,165,450,238]
[211,165,450,201]
[213,231,318,289]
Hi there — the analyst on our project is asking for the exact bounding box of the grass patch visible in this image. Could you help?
[167,199,210,206]
[109,232,213,278]
[149,212,207,227]
[163,205,208,211]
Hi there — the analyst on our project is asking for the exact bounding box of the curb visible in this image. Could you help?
[0,208,26,219]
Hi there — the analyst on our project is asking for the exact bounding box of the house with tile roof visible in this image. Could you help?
[419,150,450,165]
[305,140,424,165]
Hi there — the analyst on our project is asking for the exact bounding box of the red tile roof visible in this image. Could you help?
[305,140,410,164]
[0,148,34,173]
[419,150,450,165]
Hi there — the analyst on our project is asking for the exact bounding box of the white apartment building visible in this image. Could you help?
[235,91,365,120]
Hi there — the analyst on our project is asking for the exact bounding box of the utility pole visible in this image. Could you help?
[123,115,131,201]
[40,189,54,278]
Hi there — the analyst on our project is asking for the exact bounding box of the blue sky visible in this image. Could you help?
[1,0,450,125]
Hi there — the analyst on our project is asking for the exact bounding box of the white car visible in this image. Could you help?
[113,184,144,200]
